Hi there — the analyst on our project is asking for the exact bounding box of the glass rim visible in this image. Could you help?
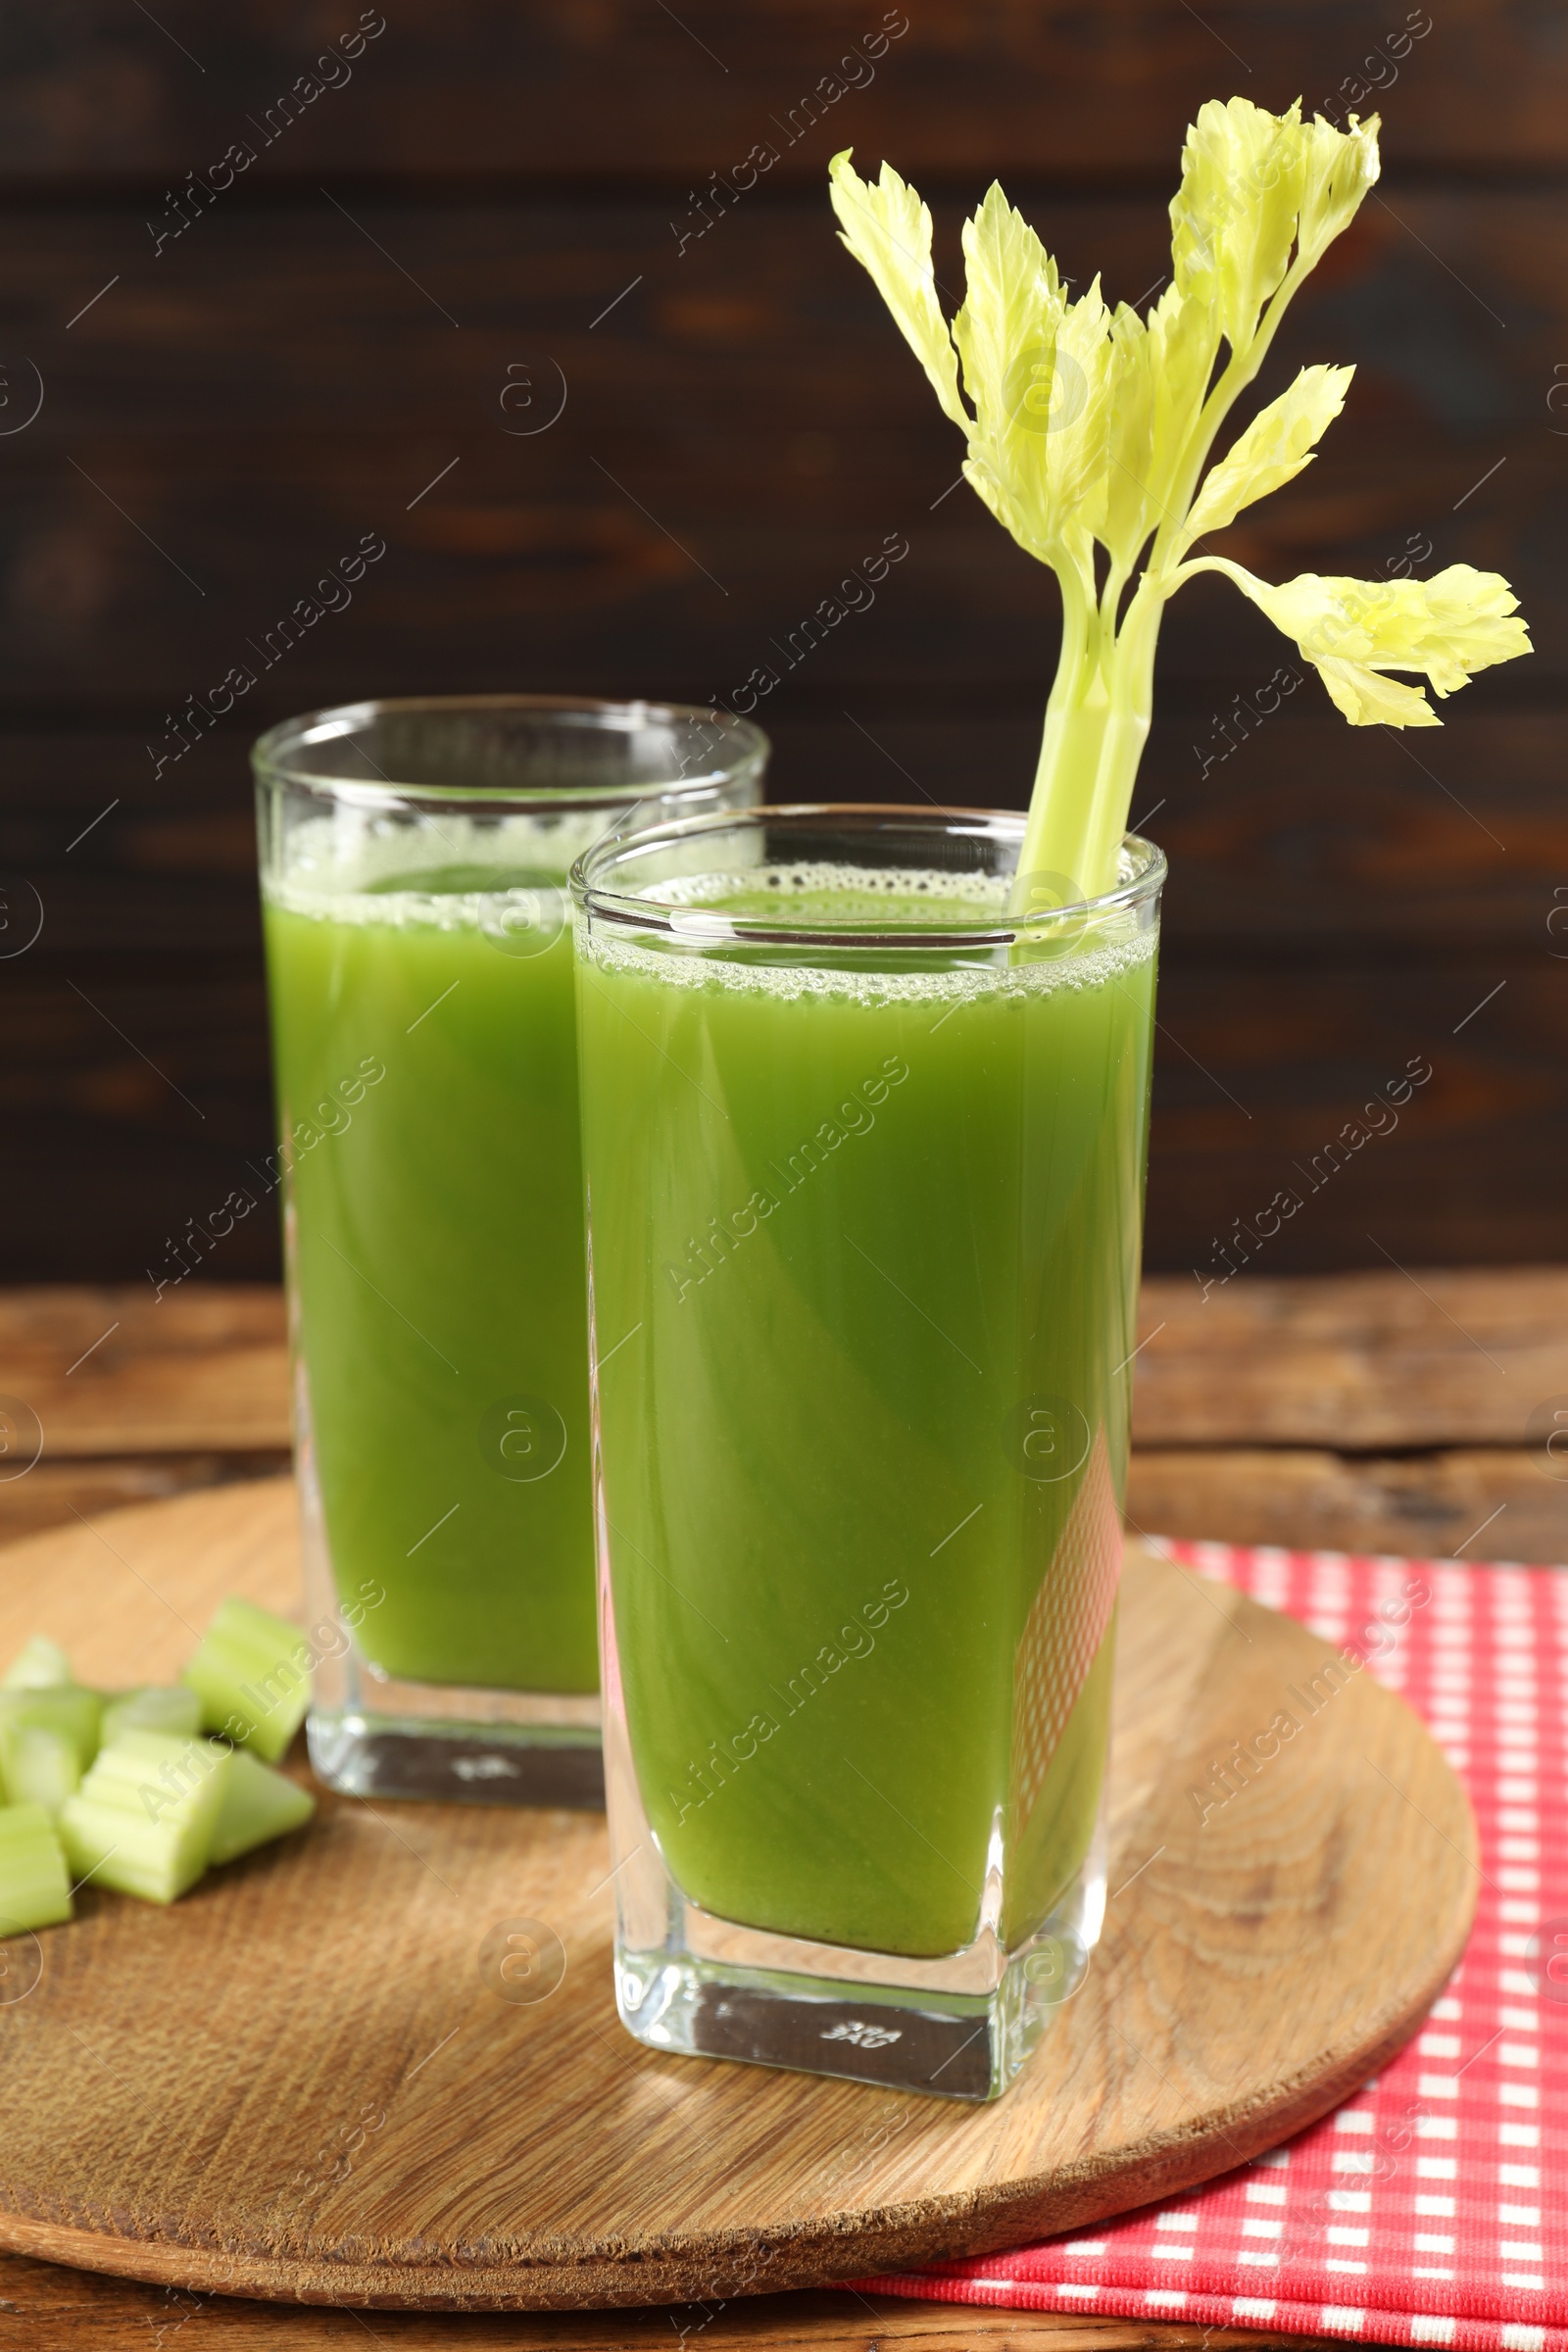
[570,803,1166,951]
[250,693,770,813]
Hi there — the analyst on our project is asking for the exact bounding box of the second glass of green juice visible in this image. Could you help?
[574,806,1163,2095]
[255,697,766,1804]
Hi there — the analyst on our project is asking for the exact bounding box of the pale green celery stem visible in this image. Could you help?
[1167,554,1254,599]
[1012,251,1321,911]
[1014,550,1096,895]
[1015,562,1157,905]
[1151,248,1315,576]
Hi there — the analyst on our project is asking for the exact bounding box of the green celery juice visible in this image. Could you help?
[264,835,599,1693]
[578,868,1156,1960]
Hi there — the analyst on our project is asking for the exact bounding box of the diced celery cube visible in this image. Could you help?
[3,1725,80,1817]
[2,1637,72,1690]
[60,1729,232,1905]
[182,1598,311,1762]
[0,1687,102,1774]
[101,1686,203,1747]
[209,1748,316,1867]
[0,1802,73,1930]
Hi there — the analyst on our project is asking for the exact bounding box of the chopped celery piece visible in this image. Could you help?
[2,1637,72,1690]
[101,1686,203,1747]
[182,1597,310,1762]
[3,1726,79,1817]
[209,1748,316,1867]
[0,1686,103,1773]
[0,1802,73,1930]
[60,1728,232,1905]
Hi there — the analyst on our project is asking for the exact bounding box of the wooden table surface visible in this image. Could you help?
[6,1268,1566,1562]
[0,1269,1562,2349]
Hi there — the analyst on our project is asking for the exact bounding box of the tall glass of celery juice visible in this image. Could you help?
[255,699,766,1804]
[573,806,1162,2097]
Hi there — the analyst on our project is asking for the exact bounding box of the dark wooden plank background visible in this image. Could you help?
[1,0,1564,1285]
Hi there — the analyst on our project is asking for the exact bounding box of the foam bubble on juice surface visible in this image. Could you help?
[580,859,1155,1008]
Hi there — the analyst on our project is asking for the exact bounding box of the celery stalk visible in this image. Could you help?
[209,1749,316,1867]
[3,1726,80,1818]
[2,1637,72,1690]
[0,1803,74,1931]
[101,1686,204,1746]
[60,1728,232,1904]
[181,1597,311,1763]
[828,103,1531,903]
[0,1686,103,1775]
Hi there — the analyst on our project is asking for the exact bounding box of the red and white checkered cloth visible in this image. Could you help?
[861,1541,1568,2349]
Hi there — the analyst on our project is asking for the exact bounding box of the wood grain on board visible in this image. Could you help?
[0,1482,1475,2313]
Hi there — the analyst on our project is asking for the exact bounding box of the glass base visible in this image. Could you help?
[612,1828,1103,2102]
[306,1634,603,1808]
[309,1709,604,1807]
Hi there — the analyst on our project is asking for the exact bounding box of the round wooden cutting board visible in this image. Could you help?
[0,1481,1476,2312]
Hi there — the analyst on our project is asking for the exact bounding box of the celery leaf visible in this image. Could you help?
[1171,98,1306,350]
[1187,559,1533,725]
[1184,364,1354,542]
[828,152,967,429]
[827,100,1529,895]
[1315,659,1444,727]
